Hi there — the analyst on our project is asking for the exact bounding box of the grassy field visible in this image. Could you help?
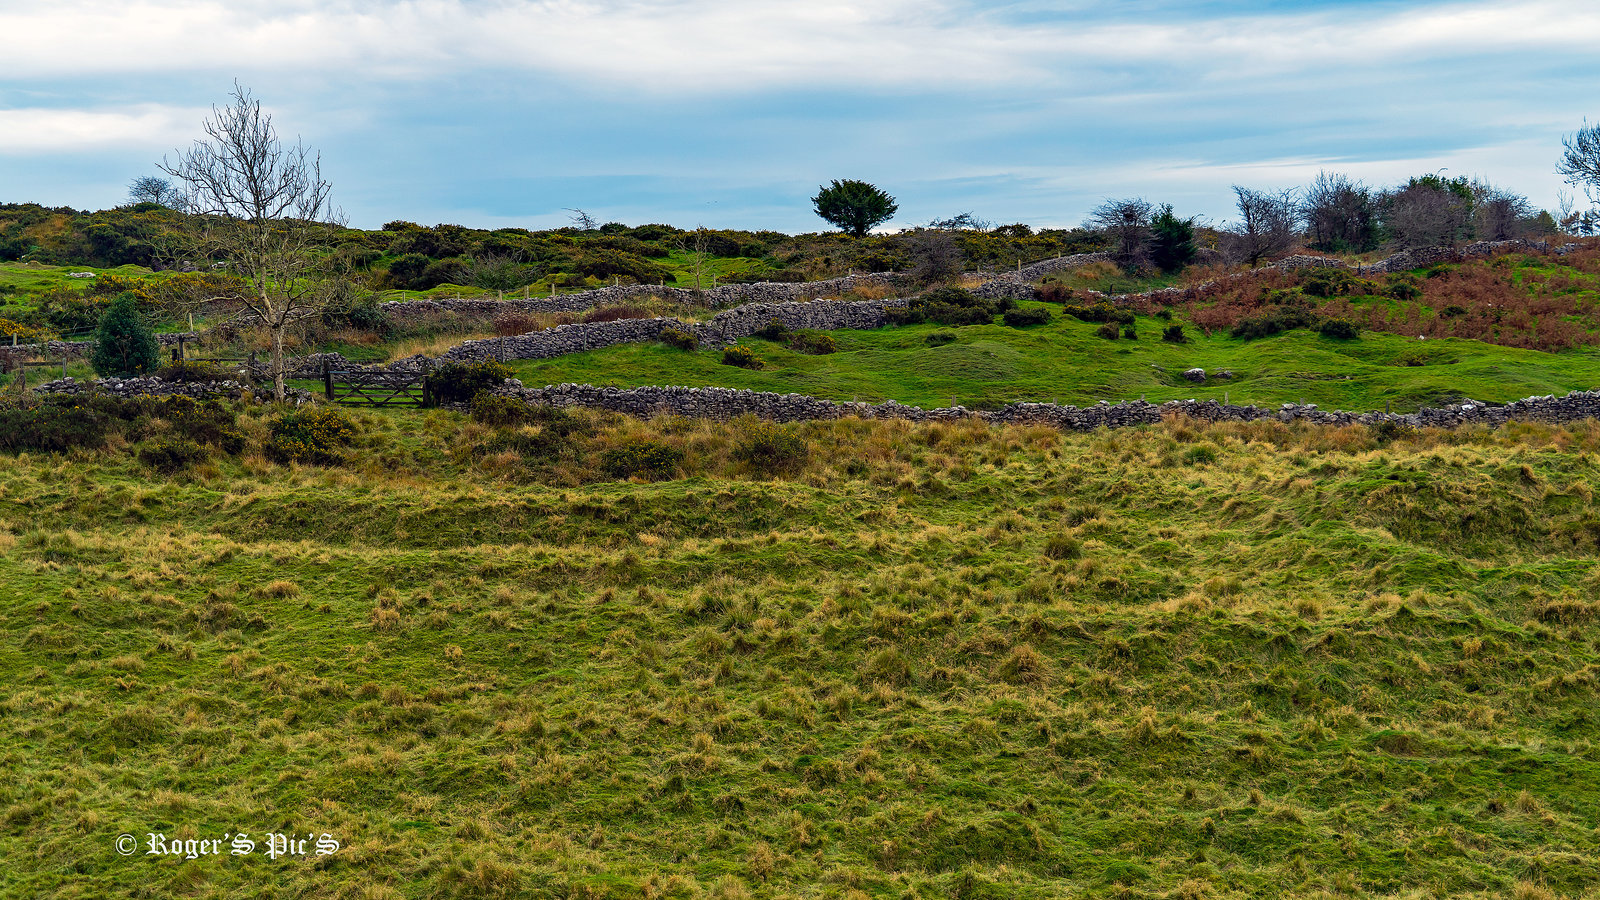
[503,307,1600,412]
[3,404,1600,898]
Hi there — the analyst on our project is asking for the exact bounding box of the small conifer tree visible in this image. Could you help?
[90,292,161,378]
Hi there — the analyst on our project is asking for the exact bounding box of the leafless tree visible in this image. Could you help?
[1301,172,1376,253]
[1469,181,1534,241]
[1382,182,1469,249]
[900,228,964,285]
[676,225,714,291]
[127,175,186,210]
[1223,186,1300,266]
[565,208,599,231]
[159,82,344,401]
[1086,198,1154,271]
[1558,121,1600,230]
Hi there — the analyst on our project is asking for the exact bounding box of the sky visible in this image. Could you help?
[2,0,1598,234]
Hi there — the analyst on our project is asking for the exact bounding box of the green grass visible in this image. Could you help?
[504,306,1600,412]
[3,406,1600,898]
[0,262,160,314]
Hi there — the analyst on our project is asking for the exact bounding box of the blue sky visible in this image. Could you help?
[2,0,1597,233]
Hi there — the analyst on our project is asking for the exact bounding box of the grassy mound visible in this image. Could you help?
[3,407,1600,898]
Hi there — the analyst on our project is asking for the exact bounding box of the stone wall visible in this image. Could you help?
[490,383,1600,433]
[439,297,908,363]
[28,375,310,403]
[6,331,200,361]
[378,272,917,323]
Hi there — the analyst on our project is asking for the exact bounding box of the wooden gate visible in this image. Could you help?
[324,368,431,406]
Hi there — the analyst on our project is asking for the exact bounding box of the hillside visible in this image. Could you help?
[3,407,1599,898]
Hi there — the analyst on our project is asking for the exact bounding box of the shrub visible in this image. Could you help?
[732,421,808,475]
[1062,302,1135,325]
[788,331,836,355]
[1161,324,1187,343]
[1002,307,1052,327]
[470,393,534,426]
[267,407,356,465]
[924,330,958,347]
[1318,318,1360,339]
[1122,324,1138,340]
[888,286,1004,327]
[492,312,542,336]
[0,397,113,453]
[426,360,513,405]
[722,345,763,369]
[1386,273,1424,301]
[1230,305,1319,340]
[601,439,683,480]
[1300,267,1369,298]
[659,327,698,351]
[90,293,161,378]
[137,436,210,473]
[753,319,792,342]
[1096,322,1121,340]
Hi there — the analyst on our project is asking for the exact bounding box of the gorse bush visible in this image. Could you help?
[267,407,356,465]
[722,345,763,369]
[1096,322,1121,340]
[1002,306,1051,327]
[1161,324,1187,343]
[658,327,698,351]
[427,360,513,405]
[1318,318,1361,339]
[1230,305,1320,340]
[887,287,1008,327]
[137,436,210,473]
[601,439,683,480]
[1061,302,1135,325]
[469,393,535,427]
[752,319,792,342]
[731,421,808,475]
[787,331,836,355]
[0,396,113,453]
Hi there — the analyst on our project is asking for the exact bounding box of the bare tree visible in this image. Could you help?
[1301,172,1376,253]
[1469,181,1534,241]
[127,175,186,209]
[160,82,343,401]
[564,208,599,231]
[900,228,964,285]
[675,225,714,291]
[1086,198,1154,271]
[1382,181,1469,249]
[1558,121,1600,226]
[1223,186,1300,266]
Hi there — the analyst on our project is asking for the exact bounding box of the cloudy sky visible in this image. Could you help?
[2,0,1597,233]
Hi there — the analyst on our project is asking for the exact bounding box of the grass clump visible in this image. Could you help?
[658,326,698,351]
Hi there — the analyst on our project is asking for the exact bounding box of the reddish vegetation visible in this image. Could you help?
[1128,248,1600,352]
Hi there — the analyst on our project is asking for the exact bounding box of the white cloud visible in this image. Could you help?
[0,105,204,153]
[3,0,1592,92]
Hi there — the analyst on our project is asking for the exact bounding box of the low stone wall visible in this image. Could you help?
[378,272,917,323]
[7,332,201,361]
[490,383,1600,432]
[972,252,1112,301]
[440,297,908,363]
[29,376,311,403]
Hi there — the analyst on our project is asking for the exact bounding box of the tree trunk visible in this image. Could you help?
[271,325,286,402]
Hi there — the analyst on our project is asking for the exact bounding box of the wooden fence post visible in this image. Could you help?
[323,362,334,402]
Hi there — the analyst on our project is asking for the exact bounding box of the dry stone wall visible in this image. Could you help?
[489,383,1600,433]
[439,298,908,363]
[378,272,916,323]
[29,375,310,403]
